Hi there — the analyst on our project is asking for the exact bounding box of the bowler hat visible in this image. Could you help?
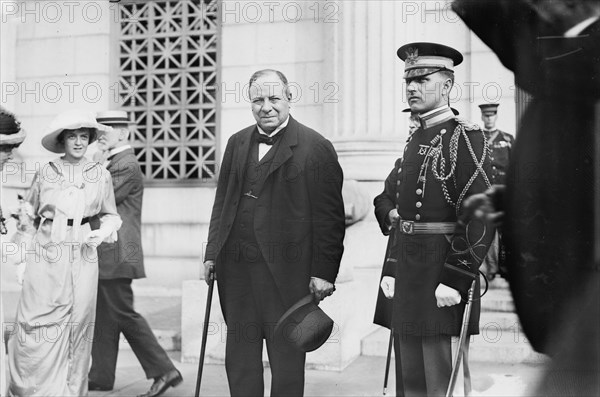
[397,42,463,79]
[41,109,106,153]
[96,110,135,126]
[274,294,334,352]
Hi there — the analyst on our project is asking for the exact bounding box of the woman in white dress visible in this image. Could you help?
[0,108,27,397]
[7,110,122,396]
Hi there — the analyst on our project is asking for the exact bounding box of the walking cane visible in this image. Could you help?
[383,329,394,395]
[195,275,215,397]
[445,280,476,397]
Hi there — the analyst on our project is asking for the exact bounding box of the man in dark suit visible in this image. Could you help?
[374,43,494,397]
[453,1,600,395]
[203,69,345,397]
[89,110,182,397]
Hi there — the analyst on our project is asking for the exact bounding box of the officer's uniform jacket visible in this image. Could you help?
[485,129,514,185]
[374,106,494,335]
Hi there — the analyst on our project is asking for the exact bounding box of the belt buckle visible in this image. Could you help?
[400,220,414,235]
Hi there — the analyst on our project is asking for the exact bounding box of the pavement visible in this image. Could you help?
[3,289,547,397]
[88,351,544,397]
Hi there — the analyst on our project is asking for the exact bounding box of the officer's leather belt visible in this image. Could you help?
[397,220,455,235]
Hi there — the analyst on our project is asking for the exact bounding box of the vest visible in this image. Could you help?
[225,131,283,262]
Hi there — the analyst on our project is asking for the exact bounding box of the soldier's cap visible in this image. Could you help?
[397,42,463,79]
[479,103,499,115]
[96,110,135,126]
[402,107,460,115]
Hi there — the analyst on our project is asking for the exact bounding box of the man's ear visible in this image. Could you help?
[445,78,453,92]
[442,79,453,98]
[118,127,130,141]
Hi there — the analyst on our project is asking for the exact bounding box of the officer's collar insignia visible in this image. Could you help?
[405,48,419,66]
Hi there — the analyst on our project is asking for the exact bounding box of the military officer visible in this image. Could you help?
[374,42,494,397]
[479,103,514,280]
[479,103,514,186]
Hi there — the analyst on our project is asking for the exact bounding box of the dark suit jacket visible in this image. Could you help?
[97,148,146,280]
[205,116,345,314]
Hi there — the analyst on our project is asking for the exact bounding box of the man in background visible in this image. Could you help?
[89,110,182,397]
[479,103,513,281]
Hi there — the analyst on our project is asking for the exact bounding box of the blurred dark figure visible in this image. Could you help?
[454,1,600,395]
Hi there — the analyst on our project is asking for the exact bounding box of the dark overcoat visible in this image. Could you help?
[97,148,146,279]
[205,116,345,315]
[453,0,600,354]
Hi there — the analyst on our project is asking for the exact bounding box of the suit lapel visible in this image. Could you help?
[234,127,254,182]
[265,116,298,179]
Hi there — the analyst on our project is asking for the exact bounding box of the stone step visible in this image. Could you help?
[480,288,515,312]
[479,311,522,331]
[486,277,510,290]
[361,327,547,364]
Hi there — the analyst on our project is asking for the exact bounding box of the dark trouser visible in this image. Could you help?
[221,251,306,397]
[394,333,471,397]
[89,278,175,387]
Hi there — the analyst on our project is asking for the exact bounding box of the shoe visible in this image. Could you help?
[88,381,113,391]
[136,369,183,397]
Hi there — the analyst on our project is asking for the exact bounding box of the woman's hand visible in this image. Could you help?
[84,230,108,247]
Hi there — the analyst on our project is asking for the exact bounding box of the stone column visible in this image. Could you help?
[324,1,409,181]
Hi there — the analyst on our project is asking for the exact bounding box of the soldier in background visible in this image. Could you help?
[479,103,513,281]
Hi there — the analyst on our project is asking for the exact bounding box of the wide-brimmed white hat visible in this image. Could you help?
[41,109,108,153]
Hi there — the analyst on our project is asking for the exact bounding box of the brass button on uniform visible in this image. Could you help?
[415,214,421,221]
[396,193,400,199]
[397,180,401,186]
[416,202,422,208]
[416,189,423,195]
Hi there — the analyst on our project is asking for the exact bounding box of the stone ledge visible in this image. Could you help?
[181,271,381,371]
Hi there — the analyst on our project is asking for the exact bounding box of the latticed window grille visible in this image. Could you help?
[115,0,219,184]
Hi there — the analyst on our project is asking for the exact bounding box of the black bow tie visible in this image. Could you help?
[256,130,282,146]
